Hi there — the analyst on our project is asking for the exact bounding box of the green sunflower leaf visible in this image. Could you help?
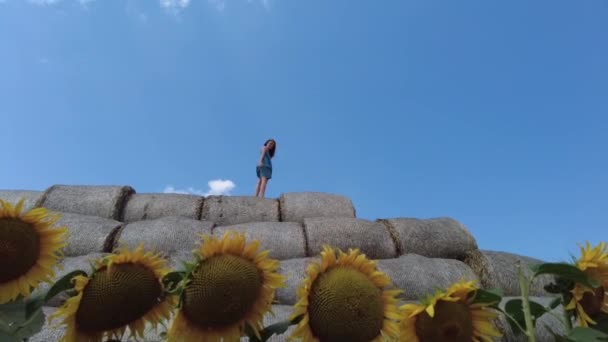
[531,263,599,288]
[262,314,304,340]
[181,258,200,273]
[162,271,186,293]
[528,262,543,272]
[566,327,608,341]
[0,331,19,342]
[470,289,502,305]
[245,323,263,342]
[44,270,88,303]
[0,299,27,330]
[488,287,505,296]
[11,308,45,341]
[0,318,11,334]
[0,302,45,341]
[592,313,608,334]
[548,297,562,310]
[504,299,548,335]
[23,294,44,320]
[24,269,88,318]
[246,315,304,342]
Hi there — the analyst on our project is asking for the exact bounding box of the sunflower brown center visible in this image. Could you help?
[580,286,605,318]
[415,300,473,342]
[0,218,40,283]
[308,266,384,342]
[182,254,263,329]
[75,263,162,332]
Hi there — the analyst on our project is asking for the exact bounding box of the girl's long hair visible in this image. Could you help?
[264,139,276,158]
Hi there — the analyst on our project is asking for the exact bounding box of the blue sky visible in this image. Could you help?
[1,0,606,261]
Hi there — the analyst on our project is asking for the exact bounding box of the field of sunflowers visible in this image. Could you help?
[1,198,607,341]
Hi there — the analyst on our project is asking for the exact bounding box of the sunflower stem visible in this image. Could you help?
[518,263,536,342]
[501,310,528,336]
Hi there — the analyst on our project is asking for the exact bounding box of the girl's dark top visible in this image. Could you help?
[262,150,272,168]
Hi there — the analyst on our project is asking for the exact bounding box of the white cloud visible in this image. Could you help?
[27,0,95,5]
[160,0,190,7]
[26,0,269,12]
[28,0,62,4]
[164,179,236,197]
[205,179,236,196]
[160,0,190,13]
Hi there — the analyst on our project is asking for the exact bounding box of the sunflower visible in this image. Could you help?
[566,242,608,327]
[50,244,175,342]
[400,280,502,342]
[167,231,285,342]
[289,246,402,342]
[0,198,67,303]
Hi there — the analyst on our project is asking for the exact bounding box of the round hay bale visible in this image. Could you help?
[303,217,397,259]
[201,196,279,226]
[380,217,478,259]
[123,193,203,222]
[56,212,123,256]
[214,222,306,260]
[377,254,480,301]
[115,216,214,256]
[40,185,134,220]
[279,192,355,223]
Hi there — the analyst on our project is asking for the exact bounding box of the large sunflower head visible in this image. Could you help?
[167,231,285,342]
[566,242,608,327]
[290,245,402,342]
[0,198,68,304]
[400,280,502,342]
[50,244,176,342]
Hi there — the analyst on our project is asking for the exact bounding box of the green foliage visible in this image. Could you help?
[531,263,599,288]
[548,297,561,311]
[1,235,605,342]
[470,288,503,306]
[0,299,44,342]
[0,270,87,341]
[162,271,186,295]
[513,260,608,342]
[25,270,88,318]
[246,315,304,342]
[544,276,575,295]
[566,327,608,341]
[592,313,608,334]
[503,298,548,336]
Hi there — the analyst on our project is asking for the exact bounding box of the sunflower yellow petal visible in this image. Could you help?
[290,246,400,341]
[0,201,67,303]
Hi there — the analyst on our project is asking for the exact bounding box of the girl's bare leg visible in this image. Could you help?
[255,178,262,197]
[259,177,268,198]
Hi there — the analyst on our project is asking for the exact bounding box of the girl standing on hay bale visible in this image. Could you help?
[255,139,276,198]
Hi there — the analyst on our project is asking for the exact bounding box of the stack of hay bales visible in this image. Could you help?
[0,185,561,341]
